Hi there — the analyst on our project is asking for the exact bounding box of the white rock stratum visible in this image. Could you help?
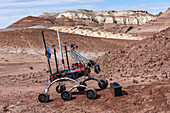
[42,9,156,25]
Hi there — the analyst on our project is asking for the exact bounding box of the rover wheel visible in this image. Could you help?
[38,93,49,103]
[61,91,72,101]
[102,79,108,88]
[56,85,66,93]
[85,89,97,100]
[98,79,108,89]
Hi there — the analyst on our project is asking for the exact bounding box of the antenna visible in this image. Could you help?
[63,42,70,69]
[57,31,65,70]
[51,45,59,73]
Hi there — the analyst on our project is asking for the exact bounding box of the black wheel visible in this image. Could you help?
[94,64,100,74]
[61,91,72,101]
[38,93,49,103]
[56,85,66,93]
[102,79,108,88]
[85,89,97,100]
[77,82,87,92]
[98,79,108,89]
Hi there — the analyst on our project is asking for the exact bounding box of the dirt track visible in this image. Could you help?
[0,28,170,113]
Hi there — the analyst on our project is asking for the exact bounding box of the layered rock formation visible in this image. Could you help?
[5,8,170,39]
[7,16,56,29]
[48,26,143,40]
[41,9,156,25]
[129,8,170,36]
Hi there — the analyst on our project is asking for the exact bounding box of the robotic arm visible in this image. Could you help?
[67,44,100,74]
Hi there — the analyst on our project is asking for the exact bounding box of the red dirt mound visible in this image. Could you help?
[7,16,55,29]
[0,29,136,52]
[56,17,103,27]
[97,27,170,81]
[6,15,104,29]
[56,16,86,26]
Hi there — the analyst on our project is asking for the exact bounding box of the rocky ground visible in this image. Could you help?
[0,26,169,113]
[97,27,170,85]
[0,29,137,53]
[0,71,169,113]
[48,26,143,40]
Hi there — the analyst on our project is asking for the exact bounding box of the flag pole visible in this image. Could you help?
[42,30,52,75]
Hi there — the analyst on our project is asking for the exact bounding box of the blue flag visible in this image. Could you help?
[45,46,53,59]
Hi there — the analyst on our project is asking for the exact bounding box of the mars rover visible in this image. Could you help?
[38,30,108,103]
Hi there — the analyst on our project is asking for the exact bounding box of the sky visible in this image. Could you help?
[0,0,169,29]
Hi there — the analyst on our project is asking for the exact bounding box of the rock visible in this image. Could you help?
[5,60,9,62]
[95,15,105,23]
[141,80,145,82]
[29,67,33,70]
[54,10,156,25]
[6,105,22,112]
[48,26,143,40]
[133,79,138,84]
[105,17,115,23]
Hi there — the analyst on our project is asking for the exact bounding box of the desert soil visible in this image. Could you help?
[0,28,169,113]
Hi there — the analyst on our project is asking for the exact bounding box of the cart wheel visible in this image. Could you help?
[38,93,49,103]
[61,91,72,101]
[98,79,108,89]
[102,79,108,88]
[85,89,97,100]
[77,82,87,92]
[56,85,66,93]
[94,64,100,74]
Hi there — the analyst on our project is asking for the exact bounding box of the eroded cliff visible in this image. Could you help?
[41,9,156,25]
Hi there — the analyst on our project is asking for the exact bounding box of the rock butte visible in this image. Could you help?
[4,8,170,39]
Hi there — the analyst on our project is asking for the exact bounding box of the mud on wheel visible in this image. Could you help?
[77,82,87,92]
[98,79,108,89]
[61,91,72,101]
[56,85,66,93]
[85,89,97,100]
[38,93,49,103]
